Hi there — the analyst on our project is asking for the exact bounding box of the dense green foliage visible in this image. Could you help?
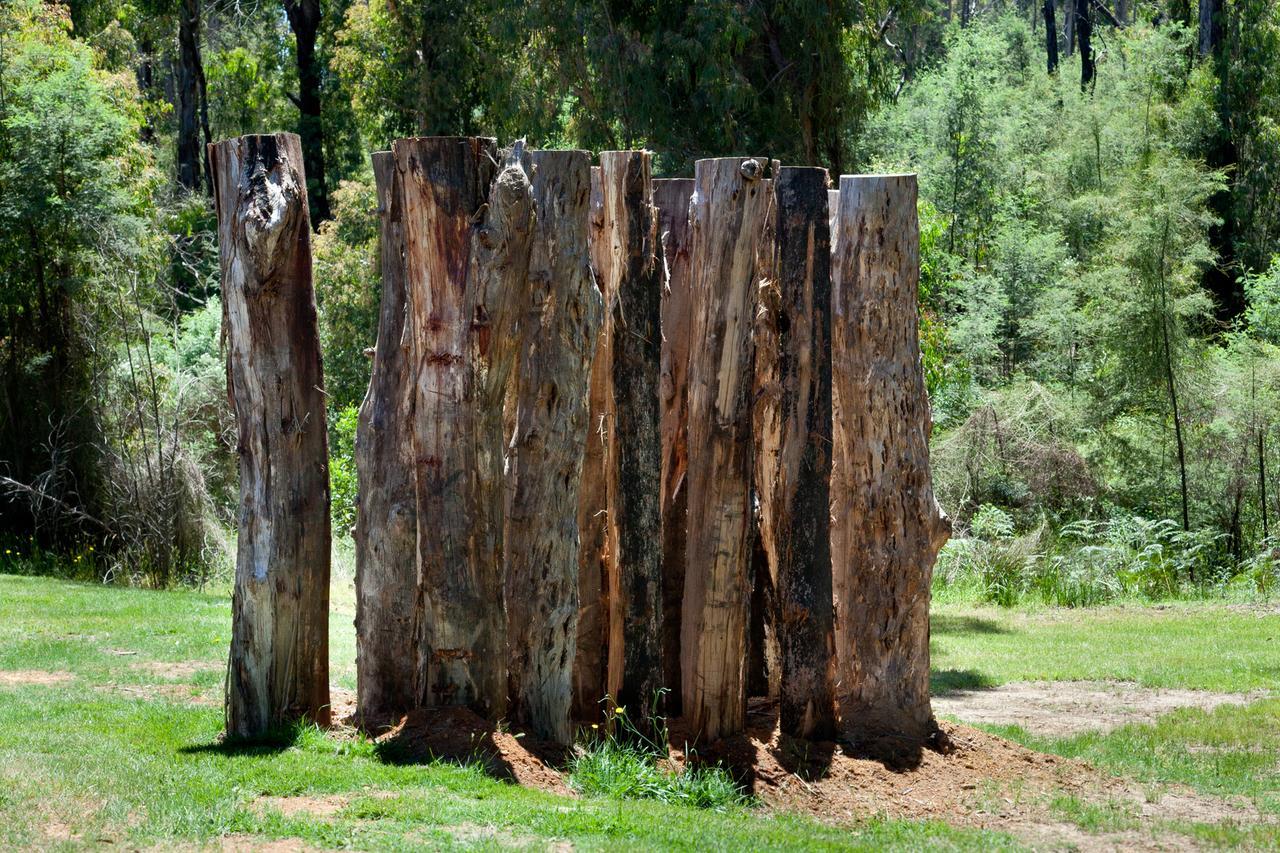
[3,0,1280,591]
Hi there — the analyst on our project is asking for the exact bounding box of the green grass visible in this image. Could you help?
[0,573,1013,851]
[931,600,1280,693]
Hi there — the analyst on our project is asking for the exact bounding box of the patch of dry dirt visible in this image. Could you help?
[252,794,349,820]
[132,660,215,680]
[375,706,574,796]
[0,669,73,686]
[102,682,219,706]
[932,680,1267,737]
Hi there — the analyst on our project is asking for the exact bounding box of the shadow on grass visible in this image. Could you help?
[930,668,997,696]
[930,614,1011,635]
[179,726,303,758]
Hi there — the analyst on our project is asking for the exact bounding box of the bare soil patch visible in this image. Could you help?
[932,680,1267,737]
[0,669,72,686]
[132,660,215,680]
[252,794,349,820]
[374,706,574,796]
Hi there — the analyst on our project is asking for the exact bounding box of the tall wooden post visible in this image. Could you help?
[760,167,837,739]
[599,151,665,731]
[681,156,774,741]
[354,152,417,727]
[831,174,950,748]
[210,133,330,740]
[654,178,693,714]
[573,166,611,722]
[505,150,602,743]
[395,136,534,718]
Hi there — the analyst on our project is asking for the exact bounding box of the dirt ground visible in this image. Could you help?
[343,692,1270,851]
[932,680,1267,736]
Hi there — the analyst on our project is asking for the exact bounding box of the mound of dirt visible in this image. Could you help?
[374,706,574,796]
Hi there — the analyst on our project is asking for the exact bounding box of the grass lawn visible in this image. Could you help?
[0,571,1275,850]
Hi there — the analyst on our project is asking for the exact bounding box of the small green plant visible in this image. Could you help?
[568,696,751,811]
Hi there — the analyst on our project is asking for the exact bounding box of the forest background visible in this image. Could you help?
[3,0,1279,607]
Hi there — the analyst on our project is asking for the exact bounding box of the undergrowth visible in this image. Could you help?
[568,698,751,811]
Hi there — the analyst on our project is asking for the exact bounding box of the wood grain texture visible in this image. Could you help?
[831,174,950,747]
[505,150,602,743]
[210,133,330,740]
[681,156,774,741]
[572,165,611,722]
[761,167,837,739]
[395,136,534,719]
[653,177,693,715]
[354,151,417,727]
[599,151,664,732]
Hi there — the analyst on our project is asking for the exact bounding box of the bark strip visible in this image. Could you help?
[354,152,417,728]
[599,151,665,731]
[210,133,330,740]
[654,177,693,715]
[681,156,774,742]
[505,150,602,743]
[395,136,534,718]
[831,174,950,750]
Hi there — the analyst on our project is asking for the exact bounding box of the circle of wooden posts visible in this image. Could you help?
[211,134,949,748]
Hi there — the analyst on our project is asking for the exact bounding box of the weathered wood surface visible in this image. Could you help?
[681,156,774,741]
[572,165,611,722]
[762,167,837,739]
[831,174,950,748]
[505,150,602,743]
[210,133,330,739]
[599,151,665,731]
[395,136,534,718]
[354,151,417,727]
[653,177,693,715]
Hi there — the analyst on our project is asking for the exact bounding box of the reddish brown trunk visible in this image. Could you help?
[210,133,330,740]
[831,174,950,752]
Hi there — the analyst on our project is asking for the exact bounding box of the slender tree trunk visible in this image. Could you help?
[396,137,534,718]
[1198,0,1220,58]
[210,133,330,740]
[1077,0,1095,90]
[1044,0,1060,74]
[354,152,417,729]
[505,150,602,744]
[1260,427,1269,539]
[283,0,330,223]
[682,156,775,742]
[758,167,837,740]
[598,151,665,733]
[176,0,206,192]
[573,166,612,722]
[832,175,950,753]
[654,177,694,716]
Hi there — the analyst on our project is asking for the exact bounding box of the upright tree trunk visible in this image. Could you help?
[1198,0,1220,57]
[354,152,417,728]
[573,166,611,722]
[283,0,330,223]
[210,133,330,740]
[1064,0,1076,56]
[654,177,694,716]
[831,174,949,751]
[599,151,665,733]
[682,156,774,742]
[1077,0,1095,90]
[1043,0,1060,74]
[505,150,603,744]
[396,136,534,719]
[177,0,209,193]
[759,167,837,740]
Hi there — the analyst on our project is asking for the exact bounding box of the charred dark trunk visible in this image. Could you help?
[1044,0,1060,74]
[284,0,330,224]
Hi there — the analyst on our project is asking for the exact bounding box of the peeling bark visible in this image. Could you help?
[831,174,950,750]
[505,150,602,743]
[599,151,664,732]
[354,152,417,728]
[653,177,693,715]
[681,156,774,742]
[210,133,330,740]
[395,136,534,719]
